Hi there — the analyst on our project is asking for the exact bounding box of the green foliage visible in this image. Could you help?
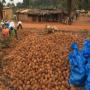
[16,0,90,10]
[22,0,68,9]
[79,0,90,10]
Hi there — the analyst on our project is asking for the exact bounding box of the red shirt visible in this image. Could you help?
[2,28,9,38]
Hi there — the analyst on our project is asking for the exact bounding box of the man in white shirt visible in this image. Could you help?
[17,21,22,30]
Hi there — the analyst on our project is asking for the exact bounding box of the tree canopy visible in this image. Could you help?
[22,0,90,10]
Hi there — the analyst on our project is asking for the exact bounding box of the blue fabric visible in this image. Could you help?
[82,40,90,58]
[81,40,90,90]
[84,63,90,90]
[68,42,86,87]
[71,42,78,50]
[6,23,10,28]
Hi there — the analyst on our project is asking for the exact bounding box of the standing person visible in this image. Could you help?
[75,11,79,20]
[68,17,72,25]
[17,21,22,30]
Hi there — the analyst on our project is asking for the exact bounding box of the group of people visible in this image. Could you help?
[0,20,22,40]
[65,11,80,25]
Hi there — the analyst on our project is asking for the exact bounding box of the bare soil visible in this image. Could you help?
[23,16,90,31]
[0,16,90,90]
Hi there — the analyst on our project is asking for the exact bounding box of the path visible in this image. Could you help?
[23,16,90,31]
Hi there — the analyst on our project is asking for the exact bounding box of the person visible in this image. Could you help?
[1,26,11,48]
[75,11,79,20]
[9,20,15,31]
[2,26,9,39]
[68,17,72,25]
[65,16,69,24]
[17,21,22,30]
[1,20,5,29]
[5,20,10,28]
[9,20,18,40]
[0,25,2,32]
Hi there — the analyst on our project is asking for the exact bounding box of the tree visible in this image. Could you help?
[16,2,23,9]
[22,0,90,10]
[23,0,30,8]
[0,1,3,19]
[83,0,89,10]
[23,0,68,9]
[67,0,72,16]
[0,0,6,19]
[78,0,90,10]
[2,0,6,6]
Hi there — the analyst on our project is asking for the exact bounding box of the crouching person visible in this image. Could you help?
[2,27,9,38]
[2,27,10,47]
[9,20,18,40]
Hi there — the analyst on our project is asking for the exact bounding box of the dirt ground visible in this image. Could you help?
[0,15,90,67]
[23,16,90,31]
[0,15,90,66]
[0,15,90,90]
[0,30,89,90]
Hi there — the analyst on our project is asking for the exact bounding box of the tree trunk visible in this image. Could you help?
[85,0,89,10]
[67,0,72,16]
[0,2,3,19]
